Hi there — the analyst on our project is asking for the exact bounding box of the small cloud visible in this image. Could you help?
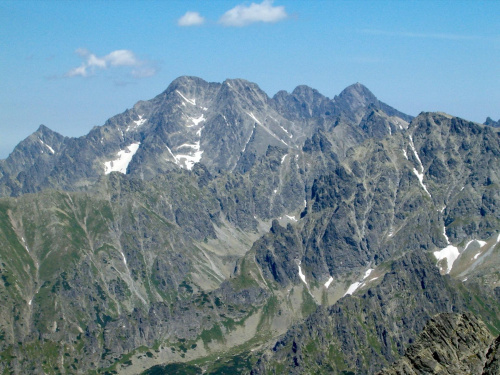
[132,65,159,78]
[105,50,138,66]
[65,49,157,79]
[219,0,287,27]
[67,64,89,77]
[178,11,205,26]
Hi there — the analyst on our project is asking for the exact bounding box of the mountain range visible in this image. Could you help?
[0,76,499,374]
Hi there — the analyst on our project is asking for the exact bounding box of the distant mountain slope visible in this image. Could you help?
[0,77,410,197]
[0,76,499,374]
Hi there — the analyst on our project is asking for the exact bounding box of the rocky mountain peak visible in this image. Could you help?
[484,116,500,128]
[163,75,210,92]
[0,76,413,196]
[35,124,56,135]
[271,84,333,120]
[337,82,377,107]
[290,84,325,100]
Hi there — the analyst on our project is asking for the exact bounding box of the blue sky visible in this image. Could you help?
[1,0,499,158]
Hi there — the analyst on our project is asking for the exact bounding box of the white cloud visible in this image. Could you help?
[105,50,138,66]
[66,49,156,78]
[219,0,287,27]
[178,11,205,26]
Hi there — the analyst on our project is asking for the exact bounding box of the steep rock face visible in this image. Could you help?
[377,313,493,375]
[0,77,411,197]
[483,334,500,375]
[272,85,336,120]
[333,83,412,124]
[251,112,500,299]
[0,125,67,196]
[251,252,500,375]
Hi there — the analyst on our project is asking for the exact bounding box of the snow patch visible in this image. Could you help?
[298,263,307,285]
[281,154,287,164]
[324,277,334,289]
[166,146,178,163]
[344,268,374,296]
[344,282,362,296]
[279,124,292,138]
[39,138,55,154]
[127,115,147,132]
[246,111,261,125]
[442,225,450,245]
[176,142,200,150]
[434,245,459,274]
[21,236,29,253]
[363,268,374,279]
[464,240,475,250]
[28,299,32,306]
[409,136,431,197]
[286,215,297,222]
[187,114,205,127]
[413,168,431,197]
[402,148,408,159]
[176,90,196,105]
[173,141,203,170]
[408,135,424,172]
[469,240,487,260]
[134,115,146,127]
[104,142,140,174]
[119,251,127,265]
[242,124,256,153]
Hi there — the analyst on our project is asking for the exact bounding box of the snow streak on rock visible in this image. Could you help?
[176,90,196,105]
[408,135,431,197]
[39,138,55,154]
[297,261,307,285]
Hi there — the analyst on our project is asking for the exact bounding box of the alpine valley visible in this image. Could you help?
[0,76,499,374]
